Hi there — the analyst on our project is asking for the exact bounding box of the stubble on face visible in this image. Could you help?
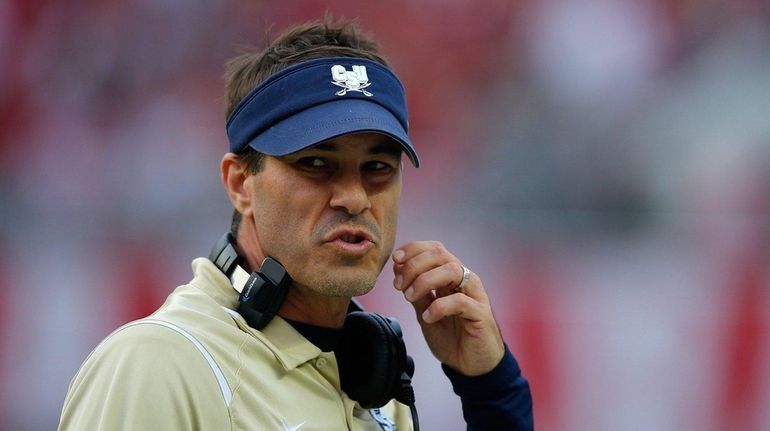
[311,212,397,297]
[252,185,400,298]
[255,207,397,298]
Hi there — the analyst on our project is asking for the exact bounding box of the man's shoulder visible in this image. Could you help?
[101,317,213,351]
[60,316,234,430]
[78,317,219,376]
[66,316,236,406]
[79,277,254,378]
[75,277,242,378]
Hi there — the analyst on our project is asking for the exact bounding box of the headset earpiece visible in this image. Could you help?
[236,257,290,330]
[338,311,414,409]
[209,233,290,330]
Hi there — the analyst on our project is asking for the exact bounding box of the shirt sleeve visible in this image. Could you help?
[58,323,231,431]
[442,344,534,431]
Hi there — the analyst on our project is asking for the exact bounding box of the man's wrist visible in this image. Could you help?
[442,344,534,430]
[442,344,520,398]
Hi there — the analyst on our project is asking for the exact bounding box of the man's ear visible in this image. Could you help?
[221,153,253,217]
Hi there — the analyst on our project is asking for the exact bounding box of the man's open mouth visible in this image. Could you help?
[339,233,367,244]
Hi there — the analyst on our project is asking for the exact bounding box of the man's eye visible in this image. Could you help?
[363,161,392,172]
[297,157,327,168]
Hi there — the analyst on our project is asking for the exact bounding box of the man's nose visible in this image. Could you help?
[329,173,371,215]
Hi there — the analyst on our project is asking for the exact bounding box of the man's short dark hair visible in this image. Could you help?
[224,15,389,236]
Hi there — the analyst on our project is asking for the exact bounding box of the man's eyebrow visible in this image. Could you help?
[312,143,336,151]
[310,142,402,157]
[368,143,402,157]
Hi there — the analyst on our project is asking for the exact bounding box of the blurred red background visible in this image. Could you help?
[1,1,769,429]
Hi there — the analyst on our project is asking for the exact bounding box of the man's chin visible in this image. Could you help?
[290,252,386,296]
[306,269,378,297]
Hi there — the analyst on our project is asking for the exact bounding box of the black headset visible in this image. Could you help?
[209,233,419,427]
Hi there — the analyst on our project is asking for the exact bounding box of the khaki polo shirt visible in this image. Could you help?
[59,258,413,430]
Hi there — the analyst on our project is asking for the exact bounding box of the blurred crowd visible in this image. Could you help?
[1,1,769,430]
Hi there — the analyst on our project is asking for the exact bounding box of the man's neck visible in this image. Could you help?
[234,222,265,273]
[284,318,344,352]
[278,284,350,328]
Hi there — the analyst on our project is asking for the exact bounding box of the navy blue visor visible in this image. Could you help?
[226,57,419,167]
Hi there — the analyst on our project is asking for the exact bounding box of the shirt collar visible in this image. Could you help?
[191,257,322,371]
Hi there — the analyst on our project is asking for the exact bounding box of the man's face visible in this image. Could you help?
[245,132,403,297]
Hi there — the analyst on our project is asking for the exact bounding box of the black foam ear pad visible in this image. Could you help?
[338,311,406,409]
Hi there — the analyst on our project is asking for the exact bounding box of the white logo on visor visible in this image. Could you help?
[331,65,373,97]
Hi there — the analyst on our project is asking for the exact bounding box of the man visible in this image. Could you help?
[59,17,533,430]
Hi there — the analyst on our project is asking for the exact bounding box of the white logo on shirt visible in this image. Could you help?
[369,408,397,431]
[281,419,306,431]
[331,65,373,97]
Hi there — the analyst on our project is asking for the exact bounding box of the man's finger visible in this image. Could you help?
[421,293,482,324]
